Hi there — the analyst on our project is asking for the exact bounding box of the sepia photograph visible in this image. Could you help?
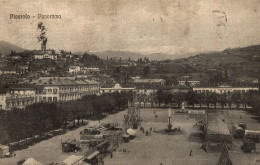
[0,0,260,164]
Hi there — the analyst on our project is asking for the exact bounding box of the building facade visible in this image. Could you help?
[0,77,100,110]
[193,85,259,94]
[30,77,100,103]
[178,80,200,86]
[0,86,36,110]
[100,83,135,94]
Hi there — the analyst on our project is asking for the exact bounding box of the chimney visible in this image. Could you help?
[41,43,46,53]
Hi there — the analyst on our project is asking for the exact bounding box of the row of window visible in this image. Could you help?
[60,86,97,92]
[7,99,33,107]
[43,89,58,94]
[195,89,257,93]
[42,97,58,102]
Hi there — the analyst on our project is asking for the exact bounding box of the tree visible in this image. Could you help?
[227,95,232,109]
[150,92,157,108]
[249,94,260,117]
[218,93,227,109]
[136,93,148,108]
[241,91,257,109]
[163,91,172,108]
[208,92,218,109]
[185,91,198,108]
[231,92,242,109]
[173,92,186,108]
[197,93,206,109]
[156,88,164,108]
[143,66,150,77]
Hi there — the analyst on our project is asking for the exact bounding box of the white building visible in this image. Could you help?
[34,54,58,60]
[29,77,100,102]
[0,85,36,110]
[100,83,135,94]
[81,67,100,74]
[0,93,7,110]
[193,85,259,94]
[0,68,18,75]
[178,80,200,86]
[69,66,81,74]
[133,79,165,85]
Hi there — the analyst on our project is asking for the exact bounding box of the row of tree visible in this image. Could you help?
[248,93,260,117]
[0,92,131,144]
[137,89,259,109]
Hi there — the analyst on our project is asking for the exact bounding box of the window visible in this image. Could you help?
[43,97,46,102]
[53,97,57,102]
[53,89,58,94]
[48,97,52,102]
[43,89,47,94]
[48,89,52,93]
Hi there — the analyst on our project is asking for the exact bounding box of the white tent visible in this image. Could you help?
[127,129,136,136]
[63,155,85,165]
[22,158,42,165]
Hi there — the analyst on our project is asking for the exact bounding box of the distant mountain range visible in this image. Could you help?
[1,40,260,61]
[92,50,197,61]
[0,41,25,56]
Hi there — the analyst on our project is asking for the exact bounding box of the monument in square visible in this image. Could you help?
[154,108,185,135]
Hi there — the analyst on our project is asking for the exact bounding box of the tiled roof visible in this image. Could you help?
[134,79,165,83]
[27,77,99,86]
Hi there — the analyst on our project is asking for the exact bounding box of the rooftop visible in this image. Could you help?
[21,77,99,86]
[133,79,165,83]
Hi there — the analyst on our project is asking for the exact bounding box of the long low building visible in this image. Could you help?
[193,85,259,94]
[100,83,135,94]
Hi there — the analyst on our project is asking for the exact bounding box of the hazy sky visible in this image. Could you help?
[0,0,260,55]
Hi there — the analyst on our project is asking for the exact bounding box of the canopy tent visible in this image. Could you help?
[22,158,42,165]
[86,151,100,160]
[63,155,85,165]
[127,129,136,136]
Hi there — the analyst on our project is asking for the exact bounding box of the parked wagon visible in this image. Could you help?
[241,139,256,153]
[61,139,78,153]
[245,130,260,143]
[9,142,19,151]
[238,122,247,130]
[26,137,34,146]
[232,126,245,139]
[122,134,130,143]
[19,139,27,149]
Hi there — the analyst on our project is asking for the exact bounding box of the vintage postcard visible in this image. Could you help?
[0,0,260,165]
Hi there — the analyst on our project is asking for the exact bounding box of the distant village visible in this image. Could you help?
[0,42,259,110]
[0,22,259,112]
